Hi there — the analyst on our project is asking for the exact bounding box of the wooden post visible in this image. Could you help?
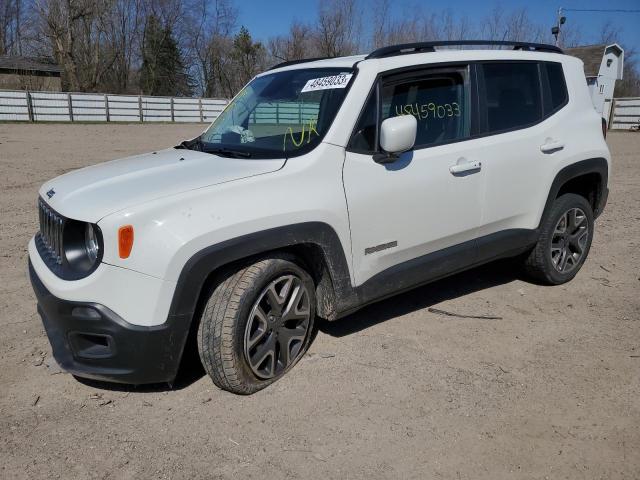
[608,97,615,131]
[26,91,34,122]
[105,94,110,122]
[199,98,204,122]
[138,96,143,122]
[67,92,74,121]
[170,97,175,122]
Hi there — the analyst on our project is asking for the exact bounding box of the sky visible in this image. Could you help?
[235,0,640,53]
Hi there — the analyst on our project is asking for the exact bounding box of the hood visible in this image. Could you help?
[39,148,285,222]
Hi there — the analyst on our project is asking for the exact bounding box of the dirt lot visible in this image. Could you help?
[0,124,638,479]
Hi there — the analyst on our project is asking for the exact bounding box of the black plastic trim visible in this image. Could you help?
[168,223,541,324]
[541,157,609,222]
[268,57,333,70]
[340,228,538,318]
[167,222,355,319]
[30,260,189,384]
[366,41,563,59]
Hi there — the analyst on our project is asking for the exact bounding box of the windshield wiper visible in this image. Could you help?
[203,146,252,158]
[176,137,203,151]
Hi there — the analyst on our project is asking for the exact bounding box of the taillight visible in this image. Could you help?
[602,118,607,139]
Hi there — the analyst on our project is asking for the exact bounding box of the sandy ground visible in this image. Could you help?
[0,123,638,480]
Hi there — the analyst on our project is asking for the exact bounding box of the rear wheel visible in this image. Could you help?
[197,255,315,394]
[524,193,594,285]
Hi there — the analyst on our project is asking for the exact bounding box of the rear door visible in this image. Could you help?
[473,61,570,244]
[343,64,485,286]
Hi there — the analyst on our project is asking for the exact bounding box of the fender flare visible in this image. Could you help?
[166,222,354,322]
[540,157,609,225]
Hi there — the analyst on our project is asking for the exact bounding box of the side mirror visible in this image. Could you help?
[374,115,417,163]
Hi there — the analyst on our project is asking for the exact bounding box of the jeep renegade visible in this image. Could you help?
[29,41,610,394]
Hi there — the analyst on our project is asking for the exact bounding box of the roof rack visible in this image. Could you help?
[268,57,333,71]
[366,40,563,59]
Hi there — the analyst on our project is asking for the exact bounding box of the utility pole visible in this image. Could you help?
[551,7,567,47]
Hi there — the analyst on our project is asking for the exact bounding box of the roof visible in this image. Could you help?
[267,41,566,74]
[565,44,623,77]
[265,55,366,74]
[265,48,573,75]
[0,55,63,74]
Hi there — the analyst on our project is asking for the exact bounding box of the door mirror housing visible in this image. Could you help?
[374,115,417,163]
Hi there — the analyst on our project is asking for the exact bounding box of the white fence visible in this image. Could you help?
[611,97,640,130]
[0,89,229,123]
[248,102,319,125]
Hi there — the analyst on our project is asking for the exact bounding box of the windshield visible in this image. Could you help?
[198,68,355,158]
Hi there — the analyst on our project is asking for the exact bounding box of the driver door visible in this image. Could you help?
[343,64,485,287]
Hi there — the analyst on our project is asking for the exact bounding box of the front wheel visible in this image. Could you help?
[524,193,594,285]
[197,255,316,394]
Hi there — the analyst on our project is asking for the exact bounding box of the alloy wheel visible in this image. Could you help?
[244,274,311,379]
[550,207,589,273]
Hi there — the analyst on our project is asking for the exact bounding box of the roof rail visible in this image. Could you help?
[268,57,333,71]
[366,40,563,59]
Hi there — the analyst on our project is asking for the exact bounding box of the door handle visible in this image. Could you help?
[449,160,482,175]
[540,141,565,153]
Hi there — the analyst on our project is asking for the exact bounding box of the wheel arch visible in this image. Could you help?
[540,157,609,226]
[167,222,354,326]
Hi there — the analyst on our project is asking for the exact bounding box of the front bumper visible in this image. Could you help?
[29,260,190,384]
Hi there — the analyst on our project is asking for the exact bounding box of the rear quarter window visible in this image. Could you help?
[543,62,569,115]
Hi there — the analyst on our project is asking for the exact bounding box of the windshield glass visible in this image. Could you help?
[199,68,354,158]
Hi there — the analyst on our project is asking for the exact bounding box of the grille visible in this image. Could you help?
[38,198,65,264]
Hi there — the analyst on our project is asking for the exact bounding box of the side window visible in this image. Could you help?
[381,69,470,148]
[481,62,542,133]
[543,62,568,114]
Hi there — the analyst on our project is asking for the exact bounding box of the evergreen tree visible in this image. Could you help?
[139,15,193,96]
[231,26,265,90]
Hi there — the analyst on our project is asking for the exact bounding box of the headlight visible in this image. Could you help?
[37,198,103,280]
[85,223,99,263]
[63,220,103,277]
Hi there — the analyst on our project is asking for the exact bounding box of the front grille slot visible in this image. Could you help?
[38,199,65,264]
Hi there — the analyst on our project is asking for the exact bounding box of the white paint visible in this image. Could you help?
[583,44,624,119]
[379,115,417,153]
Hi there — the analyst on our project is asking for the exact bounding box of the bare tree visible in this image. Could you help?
[2,0,636,97]
[31,0,124,91]
[184,0,237,96]
[0,0,23,54]
[268,21,314,62]
[480,7,544,44]
[101,0,143,92]
[315,0,360,57]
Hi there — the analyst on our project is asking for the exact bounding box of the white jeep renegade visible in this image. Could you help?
[29,41,610,394]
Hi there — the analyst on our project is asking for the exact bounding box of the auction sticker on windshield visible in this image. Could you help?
[301,73,353,93]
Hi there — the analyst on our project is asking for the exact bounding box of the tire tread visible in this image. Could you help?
[197,257,314,395]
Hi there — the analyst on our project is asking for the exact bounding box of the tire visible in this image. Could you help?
[524,193,594,285]
[197,255,316,394]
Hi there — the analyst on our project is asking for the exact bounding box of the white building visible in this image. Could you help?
[566,43,624,124]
